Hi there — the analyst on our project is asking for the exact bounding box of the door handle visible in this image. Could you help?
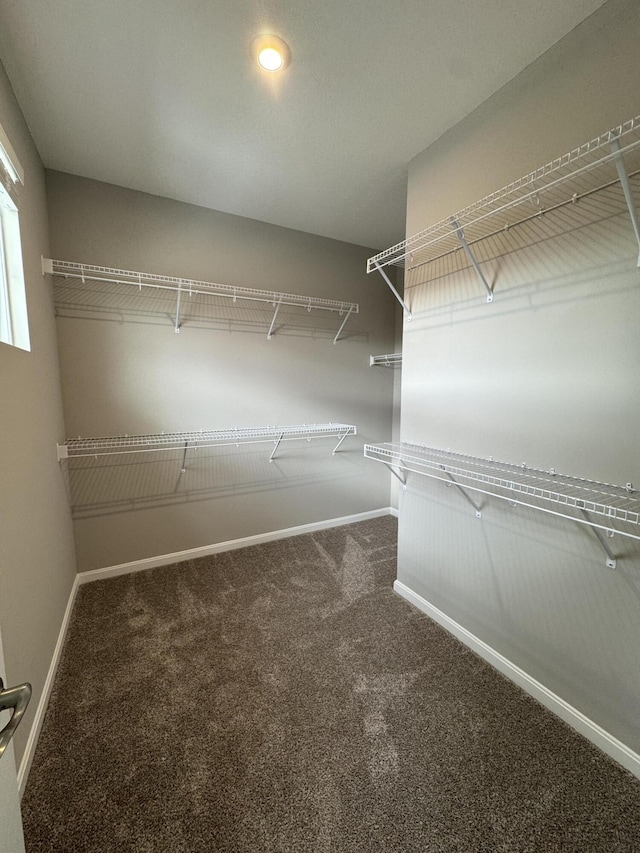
[0,677,32,760]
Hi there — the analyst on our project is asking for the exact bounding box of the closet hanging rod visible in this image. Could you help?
[42,259,359,330]
[57,423,357,461]
[364,442,640,542]
[367,113,640,273]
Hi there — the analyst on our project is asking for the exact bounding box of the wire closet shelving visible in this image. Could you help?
[367,115,640,314]
[42,258,359,342]
[364,442,640,568]
[369,352,402,367]
[58,423,357,470]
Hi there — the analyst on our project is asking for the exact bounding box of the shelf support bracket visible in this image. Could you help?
[578,508,617,569]
[269,432,284,462]
[333,305,354,344]
[267,297,283,340]
[372,261,412,319]
[174,281,183,334]
[442,468,482,518]
[332,428,351,454]
[450,218,494,302]
[180,441,189,474]
[611,138,640,267]
[383,463,407,491]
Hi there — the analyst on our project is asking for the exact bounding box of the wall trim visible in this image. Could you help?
[390,506,399,518]
[78,508,395,584]
[18,574,80,796]
[394,579,640,781]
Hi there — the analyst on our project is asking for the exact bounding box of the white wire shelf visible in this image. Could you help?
[365,442,639,563]
[43,258,359,342]
[369,352,402,367]
[59,423,357,464]
[367,115,640,308]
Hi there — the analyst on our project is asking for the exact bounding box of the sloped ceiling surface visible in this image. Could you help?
[0,0,607,249]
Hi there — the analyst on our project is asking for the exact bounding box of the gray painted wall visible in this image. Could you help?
[0,61,76,765]
[398,0,640,753]
[46,172,397,571]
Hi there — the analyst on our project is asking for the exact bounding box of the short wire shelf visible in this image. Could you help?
[367,114,640,309]
[59,423,357,463]
[369,352,402,367]
[364,442,640,547]
[43,259,359,341]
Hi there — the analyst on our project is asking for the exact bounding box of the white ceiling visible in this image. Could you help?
[0,0,607,250]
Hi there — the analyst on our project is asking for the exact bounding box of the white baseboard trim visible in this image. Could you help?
[78,508,395,585]
[394,579,640,781]
[18,574,80,796]
[390,506,399,518]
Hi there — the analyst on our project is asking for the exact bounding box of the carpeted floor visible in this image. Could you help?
[21,516,640,851]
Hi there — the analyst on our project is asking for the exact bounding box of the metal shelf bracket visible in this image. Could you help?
[450,218,494,302]
[579,508,617,569]
[267,296,283,339]
[372,260,412,319]
[269,432,284,461]
[442,467,482,518]
[175,281,183,334]
[332,427,352,455]
[610,137,640,267]
[384,463,407,491]
[334,305,354,344]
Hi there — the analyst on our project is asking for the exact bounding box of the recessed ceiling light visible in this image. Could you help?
[252,34,290,73]
[259,47,283,72]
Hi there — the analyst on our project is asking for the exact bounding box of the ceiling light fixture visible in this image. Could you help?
[252,34,290,73]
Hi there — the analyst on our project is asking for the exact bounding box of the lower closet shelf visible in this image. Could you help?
[58,423,357,466]
[365,441,639,565]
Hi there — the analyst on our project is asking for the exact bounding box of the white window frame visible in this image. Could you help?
[0,120,29,351]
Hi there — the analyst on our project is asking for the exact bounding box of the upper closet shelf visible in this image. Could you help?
[364,442,639,566]
[367,114,640,312]
[42,258,359,342]
[58,423,357,466]
[369,352,402,367]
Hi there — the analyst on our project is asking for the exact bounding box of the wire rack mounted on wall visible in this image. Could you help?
[367,114,640,313]
[364,441,640,568]
[58,423,357,470]
[369,352,402,367]
[42,258,359,342]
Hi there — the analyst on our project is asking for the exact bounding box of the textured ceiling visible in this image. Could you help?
[0,0,607,250]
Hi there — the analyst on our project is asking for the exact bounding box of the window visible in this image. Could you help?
[0,121,29,351]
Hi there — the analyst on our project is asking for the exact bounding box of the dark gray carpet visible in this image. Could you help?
[22,516,640,851]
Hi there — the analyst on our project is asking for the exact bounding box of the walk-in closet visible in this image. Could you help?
[1,1,640,851]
